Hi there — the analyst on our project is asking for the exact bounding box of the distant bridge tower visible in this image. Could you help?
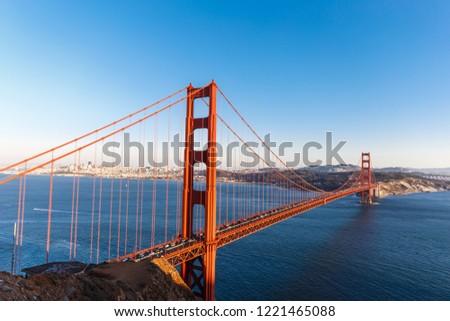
[361,152,373,204]
[181,81,217,300]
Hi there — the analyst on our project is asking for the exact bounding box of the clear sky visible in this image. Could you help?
[0,0,449,168]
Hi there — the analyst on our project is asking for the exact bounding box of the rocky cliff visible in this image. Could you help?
[0,258,197,301]
[377,175,450,196]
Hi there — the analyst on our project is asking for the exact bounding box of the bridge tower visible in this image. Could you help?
[181,81,217,300]
[361,152,372,204]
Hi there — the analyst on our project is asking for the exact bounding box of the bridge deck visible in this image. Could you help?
[110,185,377,266]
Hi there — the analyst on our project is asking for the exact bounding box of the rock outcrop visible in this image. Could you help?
[0,258,197,301]
[378,177,450,196]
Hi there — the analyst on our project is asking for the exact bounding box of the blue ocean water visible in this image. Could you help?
[216,191,450,300]
[0,174,449,300]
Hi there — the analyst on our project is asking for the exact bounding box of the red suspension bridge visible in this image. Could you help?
[0,81,378,300]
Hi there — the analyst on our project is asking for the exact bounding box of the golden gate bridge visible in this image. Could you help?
[0,81,377,300]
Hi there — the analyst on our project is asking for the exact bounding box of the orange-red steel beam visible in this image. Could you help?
[180,81,218,301]
[158,184,377,266]
[361,153,372,204]
[111,184,377,267]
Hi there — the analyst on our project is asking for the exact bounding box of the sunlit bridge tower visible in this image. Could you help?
[181,81,217,300]
[361,152,373,204]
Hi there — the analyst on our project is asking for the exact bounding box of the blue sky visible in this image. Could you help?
[0,0,449,167]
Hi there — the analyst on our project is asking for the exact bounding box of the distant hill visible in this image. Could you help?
[300,164,359,173]
[220,166,450,196]
[377,167,450,175]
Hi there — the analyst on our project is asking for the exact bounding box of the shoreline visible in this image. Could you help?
[379,189,450,198]
[2,172,449,198]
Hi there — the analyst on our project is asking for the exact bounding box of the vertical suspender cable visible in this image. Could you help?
[70,147,77,260]
[165,109,170,242]
[108,174,114,260]
[96,145,104,263]
[74,152,80,258]
[18,163,27,273]
[46,152,55,263]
